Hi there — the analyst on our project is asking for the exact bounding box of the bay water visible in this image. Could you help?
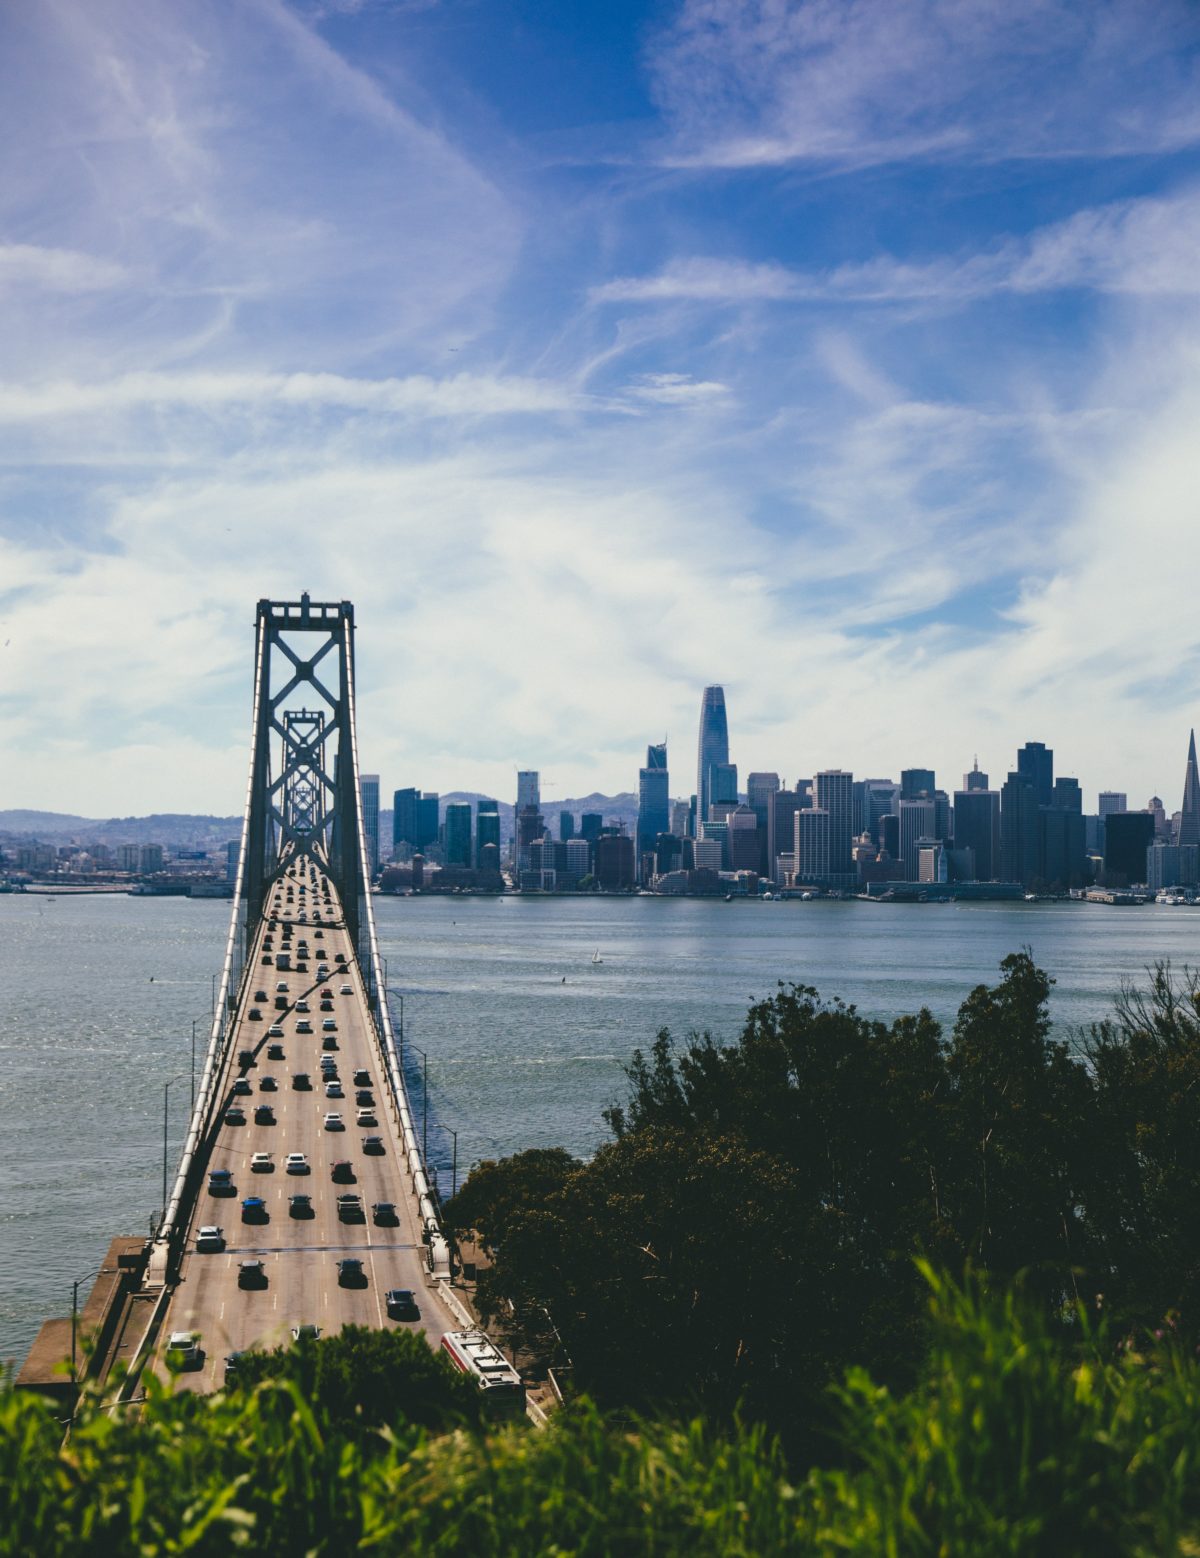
[3,890,1198,1364]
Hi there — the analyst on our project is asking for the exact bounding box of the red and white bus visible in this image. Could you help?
[440,1330,526,1417]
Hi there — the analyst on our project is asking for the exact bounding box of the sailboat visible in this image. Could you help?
[591,949,602,965]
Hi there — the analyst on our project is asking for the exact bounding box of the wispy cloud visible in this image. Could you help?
[593,190,1200,305]
[625,372,731,405]
[648,0,1200,170]
[0,244,130,293]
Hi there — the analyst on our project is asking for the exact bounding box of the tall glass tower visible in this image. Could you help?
[696,686,729,824]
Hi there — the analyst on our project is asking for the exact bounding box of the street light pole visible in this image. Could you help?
[71,1268,99,1386]
[162,1073,184,1227]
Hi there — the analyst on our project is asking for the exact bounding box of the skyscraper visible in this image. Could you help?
[696,686,729,824]
[393,787,420,855]
[963,760,989,792]
[747,772,779,876]
[559,810,575,841]
[637,742,670,879]
[1000,771,1039,886]
[898,797,936,881]
[768,788,803,885]
[476,798,500,860]
[900,768,936,801]
[359,774,380,874]
[517,771,540,811]
[444,801,472,867]
[954,786,1000,880]
[795,807,830,881]
[1179,731,1200,848]
[1017,742,1054,808]
[814,769,854,876]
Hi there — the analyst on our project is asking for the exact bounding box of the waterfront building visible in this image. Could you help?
[637,742,670,880]
[918,840,947,884]
[559,810,575,841]
[747,772,779,875]
[898,797,936,881]
[444,801,472,867]
[1017,742,1054,808]
[670,799,691,839]
[476,799,500,861]
[564,837,591,886]
[594,827,635,890]
[795,807,831,881]
[859,779,900,845]
[953,787,1000,880]
[139,844,164,873]
[814,769,854,875]
[517,771,540,811]
[1040,805,1086,889]
[696,686,730,823]
[879,813,900,859]
[768,788,803,886]
[727,805,762,873]
[225,839,240,882]
[1179,731,1200,848]
[699,819,730,869]
[580,813,603,847]
[393,787,419,856]
[1000,772,1039,887]
[1104,811,1155,886]
[693,838,723,873]
[359,774,380,873]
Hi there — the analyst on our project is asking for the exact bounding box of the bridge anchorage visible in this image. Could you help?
[129,595,466,1393]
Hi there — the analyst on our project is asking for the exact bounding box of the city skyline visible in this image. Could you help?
[2,4,1199,815]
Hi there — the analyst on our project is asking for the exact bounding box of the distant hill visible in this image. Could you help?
[0,811,242,847]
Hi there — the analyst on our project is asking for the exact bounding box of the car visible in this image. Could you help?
[319,1000,334,1013]
[261,953,273,965]
[208,1168,234,1195]
[224,1105,246,1125]
[372,1201,397,1225]
[224,1351,244,1383]
[247,1008,262,1021]
[254,990,268,1002]
[355,1091,374,1107]
[321,988,333,998]
[317,965,330,978]
[238,1259,267,1289]
[385,1289,419,1320]
[295,999,310,1013]
[322,1037,338,1054]
[362,1135,384,1155]
[331,1160,354,1183]
[336,1258,365,1287]
[250,1151,274,1172]
[288,1193,313,1217]
[276,981,289,993]
[259,1075,277,1092]
[275,996,289,1011]
[254,1104,276,1124]
[291,1324,321,1342]
[314,930,324,939]
[336,1193,364,1221]
[353,1069,371,1087]
[285,1152,309,1174]
[320,1060,338,1075]
[267,1043,285,1060]
[241,1196,268,1222]
[296,1020,313,1034]
[166,1331,202,1370]
[196,1225,224,1252]
[322,1018,337,1032]
[268,1024,284,1038]
[232,1078,252,1096]
[340,983,352,995]
[323,1112,344,1130]
[356,1108,377,1127]
[324,1081,344,1098]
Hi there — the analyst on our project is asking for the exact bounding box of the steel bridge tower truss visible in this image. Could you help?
[243,595,364,942]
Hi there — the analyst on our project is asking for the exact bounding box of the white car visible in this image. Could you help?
[196,1225,224,1252]
[321,1018,337,1032]
[295,999,310,1013]
[323,1112,344,1131]
[250,1152,274,1172]
[340,984,352,995]
[325,1081,343,1097]
[166,1331,201,1369]
[356,1108,377,1126]
[268,1024,284,1038]
[296,1019,313,1034]
[285,1152,309,1174]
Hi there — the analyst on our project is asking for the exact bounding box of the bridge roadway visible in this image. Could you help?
[156,857,453,1391]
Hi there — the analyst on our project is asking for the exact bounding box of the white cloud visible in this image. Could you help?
[625,372,730,405]
[0,244,129,293]
[648,0,1200,171]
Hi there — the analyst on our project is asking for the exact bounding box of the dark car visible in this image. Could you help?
[292,1072,311,1090]
[372,1201,397,1226]
[254,990,268,1001]
[337,1258,366,1287]
[268,1043,285,1060]
[247,1008,262,1021]
[288,1193,313,1218]
[322,1035,338,1051]
[362,1135,384,1156]
[254,1104,276,1124]
[238,1259,267,1289]
[259,1075,277,1092]
[224,1105,246,1125]
[354,1070,371,1087]
[385,1289,419,1320]
[336,1193,364,1222]
[208,1169,235,1196]
[241,1196,268,1223]
[224,1351,244,1383]
[331,1160,355,1183]
[355,1091,374,1108]
[232,1078,252,1096]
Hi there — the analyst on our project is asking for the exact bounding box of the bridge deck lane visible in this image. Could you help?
[157,859,449,1392]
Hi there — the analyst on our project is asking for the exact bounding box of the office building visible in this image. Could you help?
[1000,771,1040,886]
[1017,742,1054,808]
[476,799,500,860]
[670,799,692,839]
[1040,804,1086,889]
[359,774,380,873]
[727,805,762,873]
[418,793,439,851]
[1104,811,1154,885]
[898,798,936,881]
[517,771,540,811]
[699,819,730,869]
[225,840,240,882]
[953,787,1000,880]
[900,768,936,801]
[696,686,730,823]
[1098,792,1127,817]
[860,779,899,845]
[962,760,989,792]
[595,828,635,891]
[795,807,831,881]
[693,838,723,873]
[559,810,575,841]
[768,788,803,885]
[564,837,591,886]
[444,801,472,867]
[814,769,854,875]
[392,787,420,855]
[1179,731,1200,848]
[139,844,164,873]
[637,742,670,880]
[747,771,779,875]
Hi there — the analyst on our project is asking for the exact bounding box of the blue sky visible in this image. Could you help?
[2,0,1199,815]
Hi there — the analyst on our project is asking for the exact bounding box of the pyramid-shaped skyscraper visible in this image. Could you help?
[1179,729,1200,848]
